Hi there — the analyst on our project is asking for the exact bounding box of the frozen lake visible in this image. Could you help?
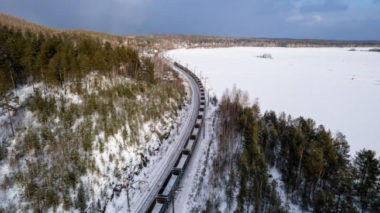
[167,47,380,155]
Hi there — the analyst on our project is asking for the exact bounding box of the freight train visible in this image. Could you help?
[147,62,206,213]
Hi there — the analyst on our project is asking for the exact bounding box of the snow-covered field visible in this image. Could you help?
[167,47,380,155]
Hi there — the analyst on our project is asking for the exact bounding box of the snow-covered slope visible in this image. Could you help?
[166,47,380,155]
[0,72,186,212]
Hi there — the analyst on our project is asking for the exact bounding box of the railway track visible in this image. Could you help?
[134,61,205,213]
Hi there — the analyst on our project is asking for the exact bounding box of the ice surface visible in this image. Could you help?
[167,47,380,155]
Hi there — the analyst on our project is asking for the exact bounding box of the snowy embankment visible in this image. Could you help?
[166,47,380,155]
[168,97,217,212]
[105,71,194,212]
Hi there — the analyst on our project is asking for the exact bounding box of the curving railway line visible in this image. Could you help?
[134,61,206,213]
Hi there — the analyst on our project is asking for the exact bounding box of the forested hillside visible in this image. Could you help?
[200,88,380,213]
[0,25,186,212]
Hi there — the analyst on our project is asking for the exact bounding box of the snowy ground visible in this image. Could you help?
[166,47,380,155]
[168,92,217,213]
[269,167,303,213]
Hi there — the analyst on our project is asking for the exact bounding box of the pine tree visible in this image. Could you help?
[226,169,235,210]
[332,132,356,212]
[76,182,87,212]
[47,52,61,87]
[35,41,50,89]
[313,190,326,213]
[143,57,155,83]
[104,42,115,75]
[22,37,36,89]
[93,49,106,73]
[0,73,19,137]
[354,149,380,212]
[62,41,76,93]
[79,54,91,73]
[237,150,248,212]
[5,29,25,87]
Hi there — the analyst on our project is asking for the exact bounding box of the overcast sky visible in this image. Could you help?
[1,0,380,40]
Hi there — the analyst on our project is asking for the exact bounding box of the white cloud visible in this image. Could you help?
[313,15,324,22]
[114,0,150,5]
[286,15,303,22]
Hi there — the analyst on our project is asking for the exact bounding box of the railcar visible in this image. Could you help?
[147,199,166,213]
[173,152,190,172]
[185,133,197,153]
[157,171,181,203]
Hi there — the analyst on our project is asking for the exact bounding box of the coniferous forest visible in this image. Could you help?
[203,89,380,213]
[0,25,155,92]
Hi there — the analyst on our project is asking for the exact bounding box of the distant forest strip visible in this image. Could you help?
[0,12,125,44]
[1,12,380,52]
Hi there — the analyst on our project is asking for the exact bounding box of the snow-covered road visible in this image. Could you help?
[132,60,201,213]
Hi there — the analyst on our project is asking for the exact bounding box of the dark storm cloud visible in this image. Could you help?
[0,0,379,40]
[0,0,151,34]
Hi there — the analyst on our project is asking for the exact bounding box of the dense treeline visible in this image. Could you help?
[208,89,286,213]
[0,24,154,141]
[0,25,154,93]
[207,89,380,213]
[260,112,380,212]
